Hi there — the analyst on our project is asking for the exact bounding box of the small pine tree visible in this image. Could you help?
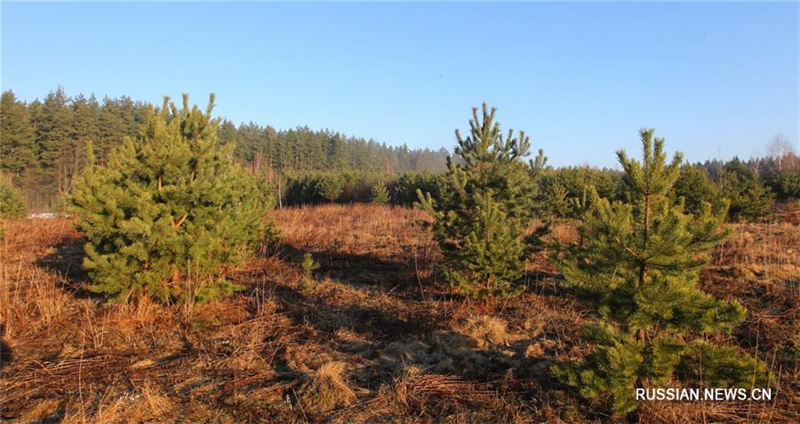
[370,181,390,205]
[672,164,725,217]
[317,175,343,203]
[554,130,768,415]
[719,160,774,221]
[69,94,271,304]
[769,168,800,199]
[568,184,590,220]
[301,252,321,292]
[417,104,543,298]
[545,181,571,219]
[0,180,26,219]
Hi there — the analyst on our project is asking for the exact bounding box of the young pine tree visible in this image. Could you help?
[0,180,26,219]
[672,164,725,217]
[69,94,272,304]
[544,181,571,219]
[301,252,321,292]
[316,174,343,203]
[719,159,774,222]
[370,181,390,205]
[417,103,543,298]
[554,129,768,415]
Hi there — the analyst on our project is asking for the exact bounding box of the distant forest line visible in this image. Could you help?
[1,88,798,217]
[0,88,448,210]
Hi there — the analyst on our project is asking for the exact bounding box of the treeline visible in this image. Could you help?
[278,154,798,222]
[282,171,443,206]
[538,156,798,222]
[0,88,448,210]
[2,88,798,220]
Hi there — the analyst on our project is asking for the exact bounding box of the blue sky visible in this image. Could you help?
[2,1,798,168]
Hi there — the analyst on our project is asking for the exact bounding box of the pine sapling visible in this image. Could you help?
[301,252,321,292]
[553,129,769,415]
[370,181,390,205]
[68,94,272,304]
[416,103,545,298]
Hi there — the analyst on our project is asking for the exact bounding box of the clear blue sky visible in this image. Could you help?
[2,1,798,168]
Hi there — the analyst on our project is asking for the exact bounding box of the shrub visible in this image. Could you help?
[417,104,544,298]
[0,180,26,219]
[69,94,272,304]
[554,130,767,415]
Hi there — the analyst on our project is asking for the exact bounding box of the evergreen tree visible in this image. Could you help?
[769,168,800,199]
[301,252,321,292]
[217,119,240,151]
[97,97,126,163]
[417,104,543,298]
[719,159,774,221]
[1,91,36,187]
[554,130,768,415]
[370,180,389,205]
[316,174,344,203]
[64,94,100,193]
[33,88,72,204]
[68,94,271,304]
[0,180,26,219]
[672,164,724,216]
[544,181,571,219]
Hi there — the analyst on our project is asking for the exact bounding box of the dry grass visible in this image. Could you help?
[1,205,798,422]
[298,361,357,414]
[458,315,513,349]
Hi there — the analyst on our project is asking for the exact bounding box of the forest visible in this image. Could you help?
[0,88,449,211]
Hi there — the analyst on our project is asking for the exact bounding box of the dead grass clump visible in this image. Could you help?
[298,361,357,415]
[460,315,511,349]
[90,298,183,357]
[384,366,496,415]
[16,398,62,422]
[208,310,295,372]
[61,382,177,424]
[338,365,520,423]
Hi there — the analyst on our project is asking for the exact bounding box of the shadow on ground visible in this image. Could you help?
[33,235,97,299]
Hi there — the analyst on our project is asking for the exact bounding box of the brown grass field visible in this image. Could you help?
[1,204,798,423]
